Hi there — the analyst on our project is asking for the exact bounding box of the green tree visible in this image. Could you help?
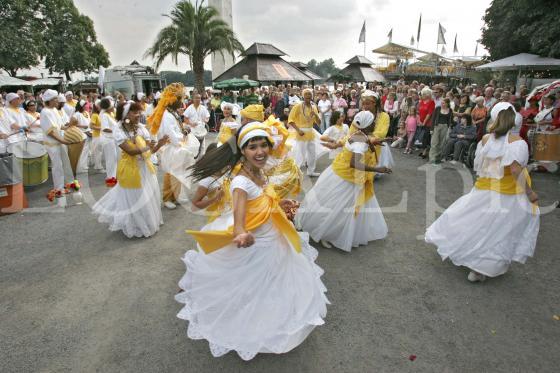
[40,0,110,80]
[481,0,560,59]
[306,58,340,78]
[145,0,244,93]
[0,0,43,76]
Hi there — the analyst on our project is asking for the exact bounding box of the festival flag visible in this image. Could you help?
[437,23,447,45]
[453,34,459,54]
[410,35,415,46]
[387,28,393,43]
[417,14,422,43]
[475,42,479,56]
[359,21,366,43]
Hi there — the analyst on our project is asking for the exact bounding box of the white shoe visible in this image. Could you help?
[321,240,332,248]
[164,201,177,210]
[467,271,486,283]
[307,171,320,177]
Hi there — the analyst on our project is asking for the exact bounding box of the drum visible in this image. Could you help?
[191,123,208,138]
[533,132,560,161]
[7,141,49,186]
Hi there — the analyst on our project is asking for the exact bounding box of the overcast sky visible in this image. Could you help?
[73,0,491,72]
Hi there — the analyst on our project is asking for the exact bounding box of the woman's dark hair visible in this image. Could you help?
[75,100,85,113]
[115,102,143,121]
[23,100,36,111]
[461,114,472,126]
[188,123,272,182]
[100,98,112,110]
[330,110,343,126]
[206,142,218,153]
[442,98,451,107]
[460,94,470,106]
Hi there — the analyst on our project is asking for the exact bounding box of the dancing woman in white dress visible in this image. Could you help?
[295,111,392,252]
[425,103,540,282]
[93,102,168,238]
[176,122,328,361]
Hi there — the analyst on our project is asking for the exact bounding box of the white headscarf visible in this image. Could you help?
[5,92,19,104]
[41,89,58,102]
[352,111,375,129]
[220,101,240,116]
[57,94,66,103]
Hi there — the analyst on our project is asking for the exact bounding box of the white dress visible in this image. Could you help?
[294,142,388,252]
[377,143,395,168]
[176,175,328,361]
[425,135,540,277]
[92,125,163,238]
[321,123,349,159]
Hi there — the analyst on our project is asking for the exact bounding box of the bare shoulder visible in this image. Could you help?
[481,134,491,145]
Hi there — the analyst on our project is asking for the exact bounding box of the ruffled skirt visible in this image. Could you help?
[92,163,162,238]
[176,222,328,361]
[425,188,540,277]
[294,166,388,252]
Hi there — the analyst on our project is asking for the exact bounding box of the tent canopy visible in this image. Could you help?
[329,55,385,82]
[372,42,427,59]
[475,53,560,71]
[0,75,32,88]
[30,78,62,87]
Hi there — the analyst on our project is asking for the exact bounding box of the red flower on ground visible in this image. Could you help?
[409,355,417,361]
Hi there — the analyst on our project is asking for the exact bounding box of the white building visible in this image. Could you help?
[208,0,235,79]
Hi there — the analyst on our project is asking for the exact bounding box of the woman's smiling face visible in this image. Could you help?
[242,137,270,169]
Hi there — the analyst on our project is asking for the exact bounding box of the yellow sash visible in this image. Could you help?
[265,157,302,199]
[206,178,232,223]
[331,144,376,216]
[117,136,155,189]
[475,167,537,214]
[186,184,301,254]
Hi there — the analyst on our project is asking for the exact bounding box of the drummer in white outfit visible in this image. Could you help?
[4,93,30,145]
[39,90,74,207]
[72,100,92,173]
[99,98,119,183]
[184,93,209,158]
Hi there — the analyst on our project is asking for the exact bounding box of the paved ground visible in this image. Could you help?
[1,144,560,373]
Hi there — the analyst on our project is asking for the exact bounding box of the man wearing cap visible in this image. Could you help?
[288,89,322,176]
[40,90,74,207]
[4,93,31,145]
[63,91,77,118]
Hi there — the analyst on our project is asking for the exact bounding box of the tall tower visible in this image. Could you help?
[208,0,235,79]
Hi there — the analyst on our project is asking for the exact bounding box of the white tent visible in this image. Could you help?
[30,78,62,87]
[476,53,560,71]
[0,75,32,88]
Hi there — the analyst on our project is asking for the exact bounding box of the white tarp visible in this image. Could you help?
[476,53,560,71]
[0,75,32,87]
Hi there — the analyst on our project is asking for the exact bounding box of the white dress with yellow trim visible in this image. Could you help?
[425,133,539,277]
[321,123,349,159]
[294,141,388,252]
[92,125,162,238]
[176,175,328,361]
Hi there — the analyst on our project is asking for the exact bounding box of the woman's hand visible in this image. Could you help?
[157,135,169,147]
[233,232,255,248]
[375,167,392,174]
[527,191,539,203]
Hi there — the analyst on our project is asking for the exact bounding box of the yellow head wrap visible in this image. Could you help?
[147,82,185,135]
[263,115,290,157]
[240,104,264,122]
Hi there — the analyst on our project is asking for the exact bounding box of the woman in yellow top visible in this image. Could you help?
[426,103,540,282]
[92,102,168,238]
[216,102,240,145]
[295,111,392,252]
[176,122,328,361]
[89,100,104,171]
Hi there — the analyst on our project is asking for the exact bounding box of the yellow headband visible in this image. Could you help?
[240,104,264,122]
[147,82,185,135]
[237,122,275,148]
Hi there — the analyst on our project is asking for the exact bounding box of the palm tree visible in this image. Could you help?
[144,0,244,93]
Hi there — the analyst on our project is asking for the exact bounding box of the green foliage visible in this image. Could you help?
[306,58,340,78]
[0,0,43,76]
[145,0,244,93]
[160,70,212,87]
[481,0,560,59]
[40,0,110,80]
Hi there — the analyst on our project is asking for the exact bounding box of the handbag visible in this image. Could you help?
[414,126,426,146]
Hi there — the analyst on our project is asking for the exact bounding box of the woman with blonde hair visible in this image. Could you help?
[426,102,540,282]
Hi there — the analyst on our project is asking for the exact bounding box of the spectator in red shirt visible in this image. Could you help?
[417,88,435,158]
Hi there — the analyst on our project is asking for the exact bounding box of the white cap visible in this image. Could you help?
[220,101,240,115]
[361,90,379,101]
[352,111,375,129]
[137,92,145,100]
[58,94,67,103]
[5,92,19,103]
[65,91,73,97]
[490,102,515,122]
[41,89,58,102]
